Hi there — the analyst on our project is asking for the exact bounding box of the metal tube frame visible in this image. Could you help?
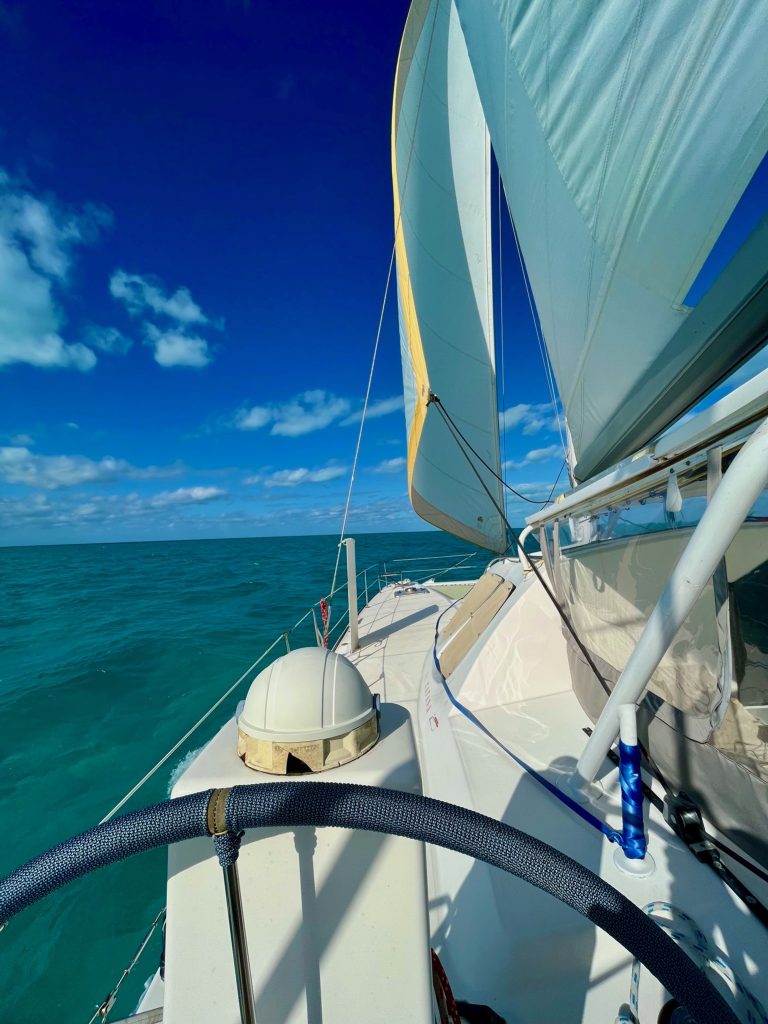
[222,861,257,1024]
[344,538,359,652]
[577,415,768,783]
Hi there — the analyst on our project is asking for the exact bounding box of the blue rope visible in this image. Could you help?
[213,830,242,868]
[432,602,626,849]
[618,741,647,859]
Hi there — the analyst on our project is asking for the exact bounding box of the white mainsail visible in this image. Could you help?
[454,0,768,480]
[393,0,506,553]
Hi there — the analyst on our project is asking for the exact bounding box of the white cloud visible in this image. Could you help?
[0,445,181,490]
[306,495,416,526]
[0,493,55,526]
[259,463,348,488]
[233,391,403,438]
[0,238,97,370]
[108,270,216,368]
[271,392,349,436]
[499,402,560,436]
[9,433,33,445]
[0,486,226,534]
[237,406,272,430]
[0,169,108,371]
[371,456,406,474]
[149,486,225,508]
[526,444,563,463]
[0,173,110,281]
[109,270,208,325]
[144,324,211,368]
[235,390,351,437]
[83,324,133,355]
[504,444,563,471]
[340,395,404,426]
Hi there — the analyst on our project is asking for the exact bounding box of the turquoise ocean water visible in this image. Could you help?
[0,531,485,1023]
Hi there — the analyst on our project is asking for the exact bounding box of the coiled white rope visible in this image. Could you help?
[616,901,768,1024]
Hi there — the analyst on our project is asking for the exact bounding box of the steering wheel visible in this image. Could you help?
[0,781,740,1024]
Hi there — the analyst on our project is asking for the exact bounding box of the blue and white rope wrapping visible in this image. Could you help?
[616,902,768,1024]
[617,740,647,860]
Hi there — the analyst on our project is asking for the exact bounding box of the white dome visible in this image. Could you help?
[238,647,376,744]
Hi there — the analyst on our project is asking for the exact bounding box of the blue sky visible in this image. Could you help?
[0,0,571,546]
[1,2,764,547]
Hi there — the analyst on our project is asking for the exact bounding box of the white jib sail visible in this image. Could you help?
[393,0,506,553]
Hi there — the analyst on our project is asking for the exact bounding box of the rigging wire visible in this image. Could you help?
[429,393,612,697]
[327,239,396,613]
[98,569,368,826]
[495,165,569,509]
[429,393,563,506]
[87,907,166,1024]
[435,390,768,910]
[327,0,442,612]
[98,634,286,824]
[540,459,566,506]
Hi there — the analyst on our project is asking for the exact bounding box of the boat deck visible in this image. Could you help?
[335,582,455,713]
[134,571,768,1024]
[114,1010,163,1023]
[336,572,768,1023]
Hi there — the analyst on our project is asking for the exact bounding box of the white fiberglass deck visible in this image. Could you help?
[335,582,455,714]
[338,572,768,1023]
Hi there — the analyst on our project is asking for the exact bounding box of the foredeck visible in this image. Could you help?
[113,1010,163,1023]
[334,582,456,714]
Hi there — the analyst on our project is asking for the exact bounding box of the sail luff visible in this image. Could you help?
[393,0,506,553]
[391,0,432,489]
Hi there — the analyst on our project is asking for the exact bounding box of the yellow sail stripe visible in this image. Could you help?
[391,0,432,492]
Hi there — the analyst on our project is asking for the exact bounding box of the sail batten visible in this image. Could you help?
[393,0,506,553]
[453,0,768,480]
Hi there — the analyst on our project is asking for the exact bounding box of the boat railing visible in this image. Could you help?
[376,550,488,586]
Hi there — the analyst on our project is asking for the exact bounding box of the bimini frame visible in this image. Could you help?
[525,367,768,783]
